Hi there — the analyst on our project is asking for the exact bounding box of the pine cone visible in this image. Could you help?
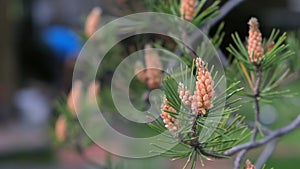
[191,58,214,115]
[248,17,264,63]
[178,82,192,106]
[85,7,102,37]
[161,98,180,133]
[180,0,197,21]
[144,44,163,89]
[67,80,82,116]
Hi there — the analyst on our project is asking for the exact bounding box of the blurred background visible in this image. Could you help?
[0,0,299,168]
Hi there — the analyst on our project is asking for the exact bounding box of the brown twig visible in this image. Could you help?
[183,114,201,147]
[191,115,199,138]
[181,114,226,159]
[252,65,262,140]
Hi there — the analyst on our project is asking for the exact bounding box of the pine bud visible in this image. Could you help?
[178,82,192,106]
[180,0,197,21]
[145,44,162,89]
[67,80,82,116]
[248,17,264,63]
[246,159,255,169]
[161,98,180,133]
[55,115,67,142]
[85,7,102,37]
[135,61,147,83]
[191,58,214,115]
[267,41,275,53]
[87,80,100,106]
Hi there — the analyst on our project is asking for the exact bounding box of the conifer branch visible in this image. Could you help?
[233,63,263,168]
[224,113,300,156]
[255,138,278,169]
[252,65,263,141]
[234,150,247,169]
[202,0,246,33]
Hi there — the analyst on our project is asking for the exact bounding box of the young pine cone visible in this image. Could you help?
[135,61,147,83]
[67,80,82,116]
[248,17,264,63]
[180,0,197,21]
[146,68,162,89]
[85,7,102,37]
[245,159,255,169]
[191,58,214,115]
[145,44,163,89]
[55,115,67,142]
[161,98,180,133]
[267,41,275,53]
[87,80,101,106]
[178,82,192,106]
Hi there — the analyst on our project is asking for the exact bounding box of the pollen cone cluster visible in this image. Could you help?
[67,80,101,116]
[161,98,180,133]
[67,80,83,116]
[180,0,197,21]
[85,7,102,37]
[87,81,101,106]
[178,82,192,106]
[267,41,275,53]
[134,61,147,83]
[191,58,214,115]
[245,159,256,169]
[135,44,162,89]
[56,80,100,142]
[248,17,264,63]
[177,58,214,115]
[55,115,67,142]
[145,44,163,89]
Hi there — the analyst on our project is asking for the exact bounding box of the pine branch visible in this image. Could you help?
[233,64,263,168]
[190,0,246,66]
[246,122,271,135]
[202,0,246,33]
[234,150,247,169]
[252,65,263,141]
[255,138,278,169]
[247,121,277,168]
[223,113,300,156]
[192,115,200,140]
[184,114,201,147]
[182,113,227,159]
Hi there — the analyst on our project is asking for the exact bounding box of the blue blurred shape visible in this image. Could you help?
[42,26,82,60]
